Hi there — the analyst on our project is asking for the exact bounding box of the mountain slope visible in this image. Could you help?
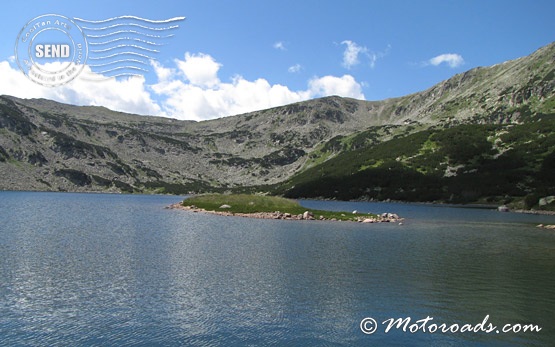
[278,118,555,208]
[386,42,555,125]
[278,43,555,208]
[0,95,382,193]
[0,42,554,198]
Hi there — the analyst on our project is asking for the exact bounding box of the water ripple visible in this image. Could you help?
[1,192,554,346]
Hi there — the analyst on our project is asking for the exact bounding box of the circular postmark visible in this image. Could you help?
[15,14,88,87]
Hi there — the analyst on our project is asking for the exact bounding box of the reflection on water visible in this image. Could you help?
[1,192,554,346]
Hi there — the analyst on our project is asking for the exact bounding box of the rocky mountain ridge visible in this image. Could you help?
[0,42,554,195]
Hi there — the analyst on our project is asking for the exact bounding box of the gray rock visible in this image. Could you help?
[539,196,555,206]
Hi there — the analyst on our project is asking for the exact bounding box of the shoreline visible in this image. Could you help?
[2,189,554,217]
[309,196,555,215]
[167,203,404,224]
[2,189,554,215]
[512,209,555,216]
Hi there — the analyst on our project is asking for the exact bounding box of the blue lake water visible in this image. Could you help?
[1,191,555,346]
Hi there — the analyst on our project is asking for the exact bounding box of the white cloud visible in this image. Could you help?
[0,61,161,116]
[0,52,366,121]
[341,40,389,69]
[428,53,464,68]
[176,52,221,88]
[341,40,367,69]
[151,60,174,82]
[307,75,365,100]
[151,53,365,120]
[288,64,302,73]
[273,41,286,51]
[152,74,307,121]
[62,70,162,116]
[0,61,54,103]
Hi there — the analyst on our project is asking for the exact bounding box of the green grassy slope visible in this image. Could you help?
[276,114,555,209]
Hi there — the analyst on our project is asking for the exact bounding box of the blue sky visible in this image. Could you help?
[1,0,554,120]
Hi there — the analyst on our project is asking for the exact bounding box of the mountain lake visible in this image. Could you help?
[1,191,554,346]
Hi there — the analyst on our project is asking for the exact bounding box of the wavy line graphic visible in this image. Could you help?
[86,30,175,39]
[90,44,160,53]
[75,15,184,80]
[89,38,163,46]
[88,52,156,60]
[88,59,149,67]
[95,66,149,74]
[80,23,180,31]
[75,15,185,24]
[80,72,145,81]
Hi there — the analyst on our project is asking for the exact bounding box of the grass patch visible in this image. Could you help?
[182,194,378,221]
